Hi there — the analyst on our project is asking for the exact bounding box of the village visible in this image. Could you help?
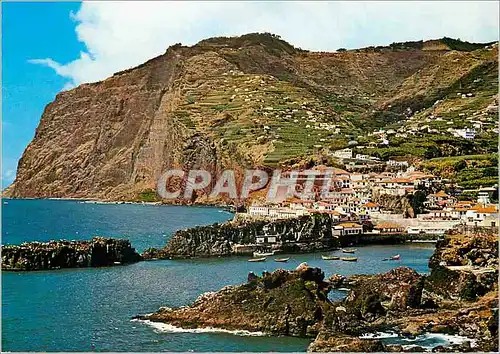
[239,164,498,240]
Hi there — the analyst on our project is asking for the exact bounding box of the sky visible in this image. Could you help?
[2,1,499,188]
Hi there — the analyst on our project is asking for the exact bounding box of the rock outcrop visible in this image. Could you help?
[135,265,330,337]
[1,237,142,271]
[142,214,339,259]
[137,229,498,352]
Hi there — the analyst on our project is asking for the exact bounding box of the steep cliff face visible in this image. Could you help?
[7,34,497,201]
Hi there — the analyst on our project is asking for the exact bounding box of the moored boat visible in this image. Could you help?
[248,257,266,262]
[253,251,274,257]
[321,255,340,260]
[274,257,290,262]
[341,257,358,262]
[383,254,401,261]
[342,249,357,254]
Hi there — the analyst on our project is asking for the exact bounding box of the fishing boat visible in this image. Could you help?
[321,255,340,260]
[274,257,290,262]
[248,257,266,262]
[341,257,358,262]
[342,249,357,254]
[253,251,275,257]
[383,254,401,261]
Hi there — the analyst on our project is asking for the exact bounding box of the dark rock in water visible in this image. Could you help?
[426,232,498,301]
[407,345,426,352]
[137,265,331,338]
[308,333,385,352]
[142,214,339,259]
[1,237,141,271]
[386,344,404,352]
[328,274,346,288]
[247,271,258,282]
[136,230,498,352]
[344,267,424,316]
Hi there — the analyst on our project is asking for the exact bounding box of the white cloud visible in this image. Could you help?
[30,1,499,87]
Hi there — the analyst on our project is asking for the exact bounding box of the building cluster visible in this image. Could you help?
[423,196,498,228]
[242,165,498,236]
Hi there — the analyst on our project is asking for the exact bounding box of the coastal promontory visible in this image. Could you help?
[137,229,498,352]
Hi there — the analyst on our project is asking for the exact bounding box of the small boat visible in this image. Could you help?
[113,261,121,265]
[338,288,351,292]
[322,255,340,260]
[274,257,290,262]
[342,249,357,254]
[253,251,274,257]
[248,257,266,262]
[383,254,401,261]
[341,257,358,262]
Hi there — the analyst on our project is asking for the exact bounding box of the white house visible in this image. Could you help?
[477,187,496,204]
[464,205,498,227]
[332,148,353,159]
[453,128,476,140]
[333,222,363,236]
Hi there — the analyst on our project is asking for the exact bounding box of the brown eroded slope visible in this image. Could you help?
[6,33,497,202]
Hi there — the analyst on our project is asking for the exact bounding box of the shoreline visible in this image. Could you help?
[1,196,236,211]
[138,230,498,352]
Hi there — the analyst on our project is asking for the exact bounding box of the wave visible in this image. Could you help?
[360,331,399,339]
[360,331,476,350]
[132,319,266,337]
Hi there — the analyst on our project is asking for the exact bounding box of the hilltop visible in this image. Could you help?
[5,33,498,202]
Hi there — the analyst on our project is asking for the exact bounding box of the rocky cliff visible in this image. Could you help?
[1,237,142,271]
[142,213,338,259]
[5,34,498,202]
[137,230,498,352]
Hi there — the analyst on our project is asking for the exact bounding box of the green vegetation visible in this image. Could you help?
[420,154,498,188]
[441,37,494,52]
[138,189,159,202]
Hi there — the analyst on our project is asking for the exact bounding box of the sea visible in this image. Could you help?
[1,199,458,352]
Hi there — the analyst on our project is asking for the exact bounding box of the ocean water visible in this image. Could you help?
[2,199,441,352]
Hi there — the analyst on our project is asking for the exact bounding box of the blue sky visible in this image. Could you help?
[2,1,83,187]
[2,1,499,189]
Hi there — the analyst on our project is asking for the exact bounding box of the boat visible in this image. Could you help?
[113,261,121,265]
[383,254,400,261]
[338,288,351,292]
[253,251,274,257]
[390,254,401,260]
[274,257,290,262]
[321,255,340,260]
[342,249,357,254]
[341,257,358,262]
[248,257,266,262]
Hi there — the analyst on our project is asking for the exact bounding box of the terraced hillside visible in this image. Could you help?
[5,33,498,202]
